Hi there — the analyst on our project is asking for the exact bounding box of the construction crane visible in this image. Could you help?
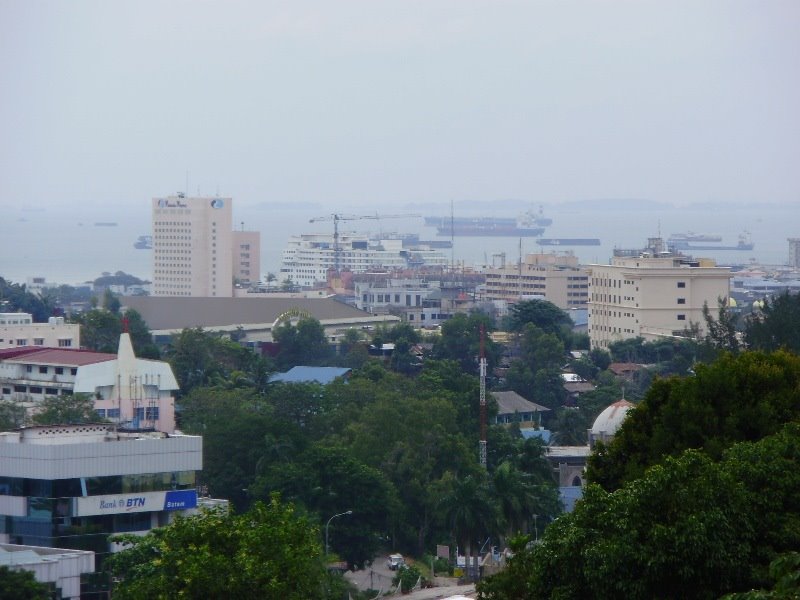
[308,213,421,274]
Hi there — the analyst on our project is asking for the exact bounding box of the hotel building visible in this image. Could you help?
[152,195,234,297]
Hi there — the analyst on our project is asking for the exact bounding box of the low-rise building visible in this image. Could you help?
[0,313,80,350]
[0,424,202,568]
[0,333,178,432]
[483,253,589,309]
[0,544,94,600]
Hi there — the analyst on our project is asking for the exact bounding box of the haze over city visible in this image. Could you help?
[1,0,799,212]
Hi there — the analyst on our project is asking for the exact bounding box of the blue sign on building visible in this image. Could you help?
[163,489,198,511]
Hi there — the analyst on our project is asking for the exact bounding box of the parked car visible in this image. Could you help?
[387,554,405,570]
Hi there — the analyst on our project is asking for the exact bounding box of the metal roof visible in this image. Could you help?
[2,348,115,366]
[491,390,551,414]
[269,366,351,385]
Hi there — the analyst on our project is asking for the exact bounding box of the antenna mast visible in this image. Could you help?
[479,324,487,468]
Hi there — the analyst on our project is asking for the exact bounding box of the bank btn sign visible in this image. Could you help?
[75,490,198,517]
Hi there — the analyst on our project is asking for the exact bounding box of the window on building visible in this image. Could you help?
[677,298,686,304]
[107,408,120,419]
[1,387,9,395]
[58,339,72,347]
[33,338,44,346]
[677,281,686,288]
[16,339,27,346]
[29,386,43,394]
[26,365,32,373]
[55,367,64,375]
[70,368,78,376]
[39,366,48,374]
[14,385,26,393]
[45,388,57,395]
[677,314,686,320]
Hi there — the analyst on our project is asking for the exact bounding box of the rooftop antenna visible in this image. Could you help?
[479,324,488,468]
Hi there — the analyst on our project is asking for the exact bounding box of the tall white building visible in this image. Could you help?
[152,195,233,297]
[280,233,449,288]
[588,253,731,350]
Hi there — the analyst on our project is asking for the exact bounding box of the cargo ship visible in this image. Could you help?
[537,238,601,246]
[668,232,723,243]
[668,232,753,251]
[428,207,550,237]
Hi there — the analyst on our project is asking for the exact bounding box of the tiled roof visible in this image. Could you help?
[3,348,116,367]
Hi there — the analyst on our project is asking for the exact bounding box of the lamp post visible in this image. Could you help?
[325,510,353,557]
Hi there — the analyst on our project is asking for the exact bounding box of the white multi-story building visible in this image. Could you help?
[353,277,454,326]
[0,424,201,567]
[588,252,731,349]
[0,313,80,350]
[280,233,449,288]
[483,253,589,309]
[0,332,178,432]
[152,195,234,297]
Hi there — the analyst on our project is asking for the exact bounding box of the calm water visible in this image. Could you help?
[1,202,797,286]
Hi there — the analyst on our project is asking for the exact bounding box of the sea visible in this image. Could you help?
[1,201,798,287]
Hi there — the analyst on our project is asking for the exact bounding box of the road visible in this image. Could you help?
[344,554,477,599]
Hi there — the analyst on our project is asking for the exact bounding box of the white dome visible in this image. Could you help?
[590,400,634,436]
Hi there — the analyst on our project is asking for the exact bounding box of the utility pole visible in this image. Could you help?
[479,324,487,468]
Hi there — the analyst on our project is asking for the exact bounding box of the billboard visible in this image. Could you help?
[75,489,198,517]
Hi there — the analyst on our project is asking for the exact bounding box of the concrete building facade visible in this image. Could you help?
[588,253,731,349]
[0,424,201,567]
[0,314,80,350]
[232,230,261,286]
[0,333,178,432]
[152,195,234,297]
[789,238,800,268]
[483,253,589,309]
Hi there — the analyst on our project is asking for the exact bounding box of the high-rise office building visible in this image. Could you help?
[152,195,233,297]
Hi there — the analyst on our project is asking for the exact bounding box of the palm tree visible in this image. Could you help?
[491,461,539,538]
[437,473,499,579]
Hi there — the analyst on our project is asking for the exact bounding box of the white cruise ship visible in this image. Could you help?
[280,233,450,288]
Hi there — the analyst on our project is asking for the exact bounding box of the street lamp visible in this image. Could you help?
[325,510,353,556]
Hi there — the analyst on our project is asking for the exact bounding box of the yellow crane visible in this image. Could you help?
[308,213,421,274]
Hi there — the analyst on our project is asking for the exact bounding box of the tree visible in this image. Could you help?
[507,299,572,342]
[432,313,500,375]
[551,407,587,445]
[0,400,27,430]
[745,292,800,354]
[32,393,101,425]
[272,317,333,369]
[437,473,499,574]
[107,497,331,600]
[587,351,800,491]
[703,297,740,354]
[0,566,50,600]
[0,277,53,322]
[252,444,398,568]
[478,423,800,600]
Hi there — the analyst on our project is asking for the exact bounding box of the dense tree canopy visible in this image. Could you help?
[108,498,334,600]
[745,292,800,354]
[507,299,572,342]
[272,317,334,369]
[0,566,50,600]
[0,277,53,321]
[478,423,800,600]
[31,393,101,426]
[587,351,800,491]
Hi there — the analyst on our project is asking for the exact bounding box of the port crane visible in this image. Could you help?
[308,213,420,274]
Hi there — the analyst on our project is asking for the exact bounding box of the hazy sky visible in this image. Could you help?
[1,0,798,210]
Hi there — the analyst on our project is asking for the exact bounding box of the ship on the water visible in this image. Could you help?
[668,231,723,242]
[537,238,600,246]
[133,235,153,249]
[668,232,753,251]
[427,207,551,237]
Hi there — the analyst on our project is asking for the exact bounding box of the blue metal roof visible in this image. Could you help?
[269,366,351,385]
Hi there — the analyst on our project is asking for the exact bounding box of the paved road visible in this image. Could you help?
[344,554,476,599]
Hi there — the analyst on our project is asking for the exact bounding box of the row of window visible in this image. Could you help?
[0,471,196,498]
[24,365,78,375]
[3,385,66,395]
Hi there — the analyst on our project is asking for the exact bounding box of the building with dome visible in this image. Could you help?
[588,399,635,449]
